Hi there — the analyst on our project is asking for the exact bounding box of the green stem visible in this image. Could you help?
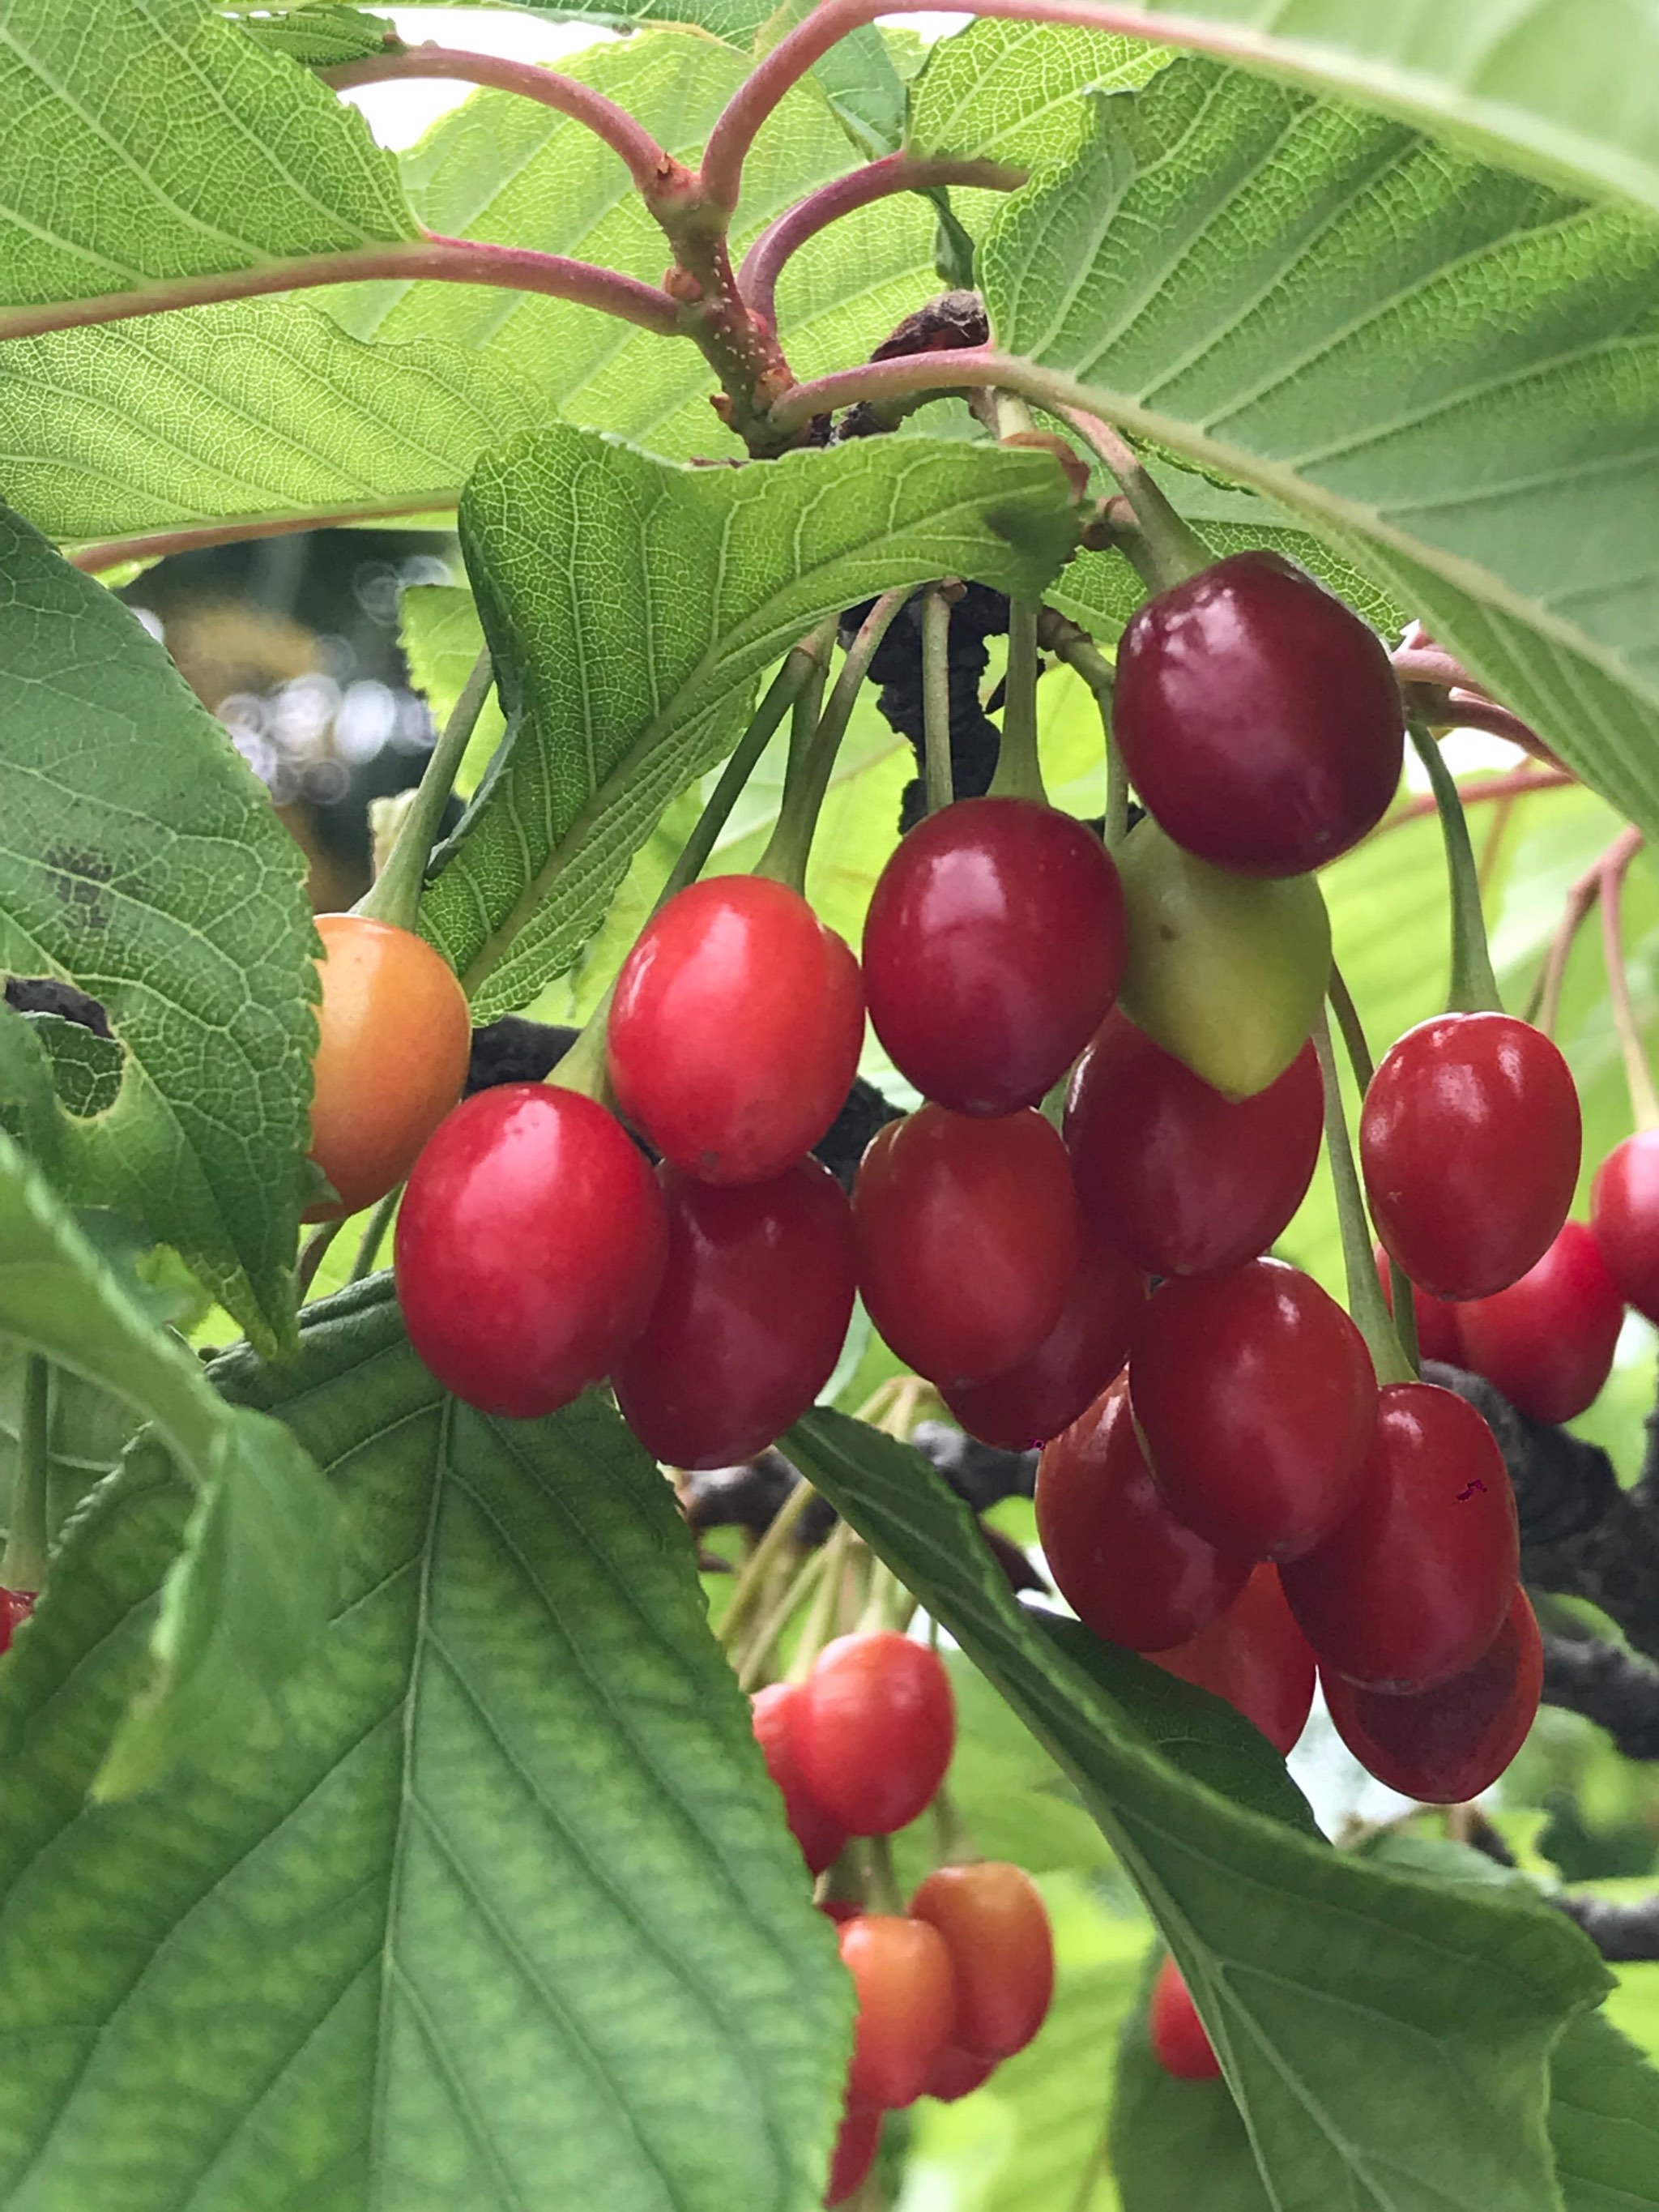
[296,1215,345,1297]
[2,1356,51,1591]
[989,598,1047,802]
[1409,724,1502,1014]
[1327,969,1418,1376]
[922,587,954,817]
[1063,409,1209,591]
[735,1544,833,1692]
[786,1518,853,1682]
[356,649,494,932]
[1105,739,1129,853]
[669,634,831,910]
[718,1476,819,1650]
[1313,1014,1411,1386]
[864,1832,905,1917]
[350,1185,402,1282]
[1599,833,1659,1131]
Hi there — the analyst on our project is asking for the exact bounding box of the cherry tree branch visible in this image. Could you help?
[1380,766,1572,833]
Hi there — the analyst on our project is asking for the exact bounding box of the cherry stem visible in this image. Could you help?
[922,587,954,816]
[2,1356,50,1592]
[1328,968,1420,1376]
[350,1185,402,1283]
[1062,409,1210,591]
[1408,724,1503,1015]
[1531,839,1611,1037]
[1382,765,1571,835]
[719,1473,819,1651]
[357,648,494,933]
[786,1518,855,1683]
[1314,1013,1412,1386]
[736,1544,834,1691]
[864,1832,905,1917]
[989,598,1047,803]
[296,1216,346,1296]
[1597,830,1659,1131]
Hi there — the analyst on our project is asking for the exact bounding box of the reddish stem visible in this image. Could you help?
[70,502,449,575]
[1381,767,1572,833]
[1598,830,1659,1130]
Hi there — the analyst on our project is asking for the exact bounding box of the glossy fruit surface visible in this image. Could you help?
[1065,1015,1323,1278]
[304,913,472,1221]
[1456,1222,1623,1424]
[862,796,1127,1116]
[1130,1259,1375,1561]
[1113,549,1404,878]
[855,1105,1078,1389]
[924,2046,997,2102]
[1149,1956,1220,2081]
[840,1914,957,2108]
[1322,1588,1542,1802]
[1280,1382,1518,1691]
[795,1632,956,1836]
[1592,1130,1659,1324]
[0,1588,36,1657]
[1374,1243,1464,1366]
[1115,818,1330,1098]
[825,2102,882,2206]
[394,1083,667,1419]
[608,875,864,1185]
[1361,1014,1580,1300]
[613,1158,855,1468]
[1035,1376,1250,1651]
[751,1682,846,1877]
[911,1862,1054,2060]
[1151,1565,1316,1755]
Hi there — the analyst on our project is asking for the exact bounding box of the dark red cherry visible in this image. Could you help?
[1279,1381,1518,1692]
[923,2046,996,2102]
[0,1588,36,1656]
[1112,550,1404,878]
[1456,1222,1623,1425]
[1322,1588,1542,1802]
[1149,1956,1220,2081]
[613,1157,855,1468]
[1150,1565,1316,1755]
[839,1914,957,2109]
[1374,1242,1464,1365]
[1592,1130,1659,1325]
[395,1084,667,1419]
[825,2101,882,2205]
[751,1682,847,1877]
[1064,1014,1322,1277]
[794,1632,956,1836]
[1035,1376,1250,1652]
[861,796,1127,1116]
[1360,1014,1580,1300]
[607,875,864,1185]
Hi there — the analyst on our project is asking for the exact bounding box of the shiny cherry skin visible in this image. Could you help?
[825,2101,882,2206]
[854,1105,1079,1390]
[1374,1243,1464,1366]
[607,875,864,1185]
[1279,1381,1518,1691]
[924,2046,997,2103]
[1149,1956,1220,2082]
[1322,1588,1542,1803]
[613,1158,855,1468]
[1361,1014,1580,1300]
[794,1632,956,1837]
[0,1588,36,1656]
[1150,1565,1316,1756]
[861,796,1127,1117]
[1035,1376,1250,1652]
[751,1682,846,1877]
[1065,1014,1322,1278]
[394,1083,667,1419]
[304,914,472,1221]
[1130,1259,1375,1561]
[911,1862,1054,2060]
[1456,1222,1623,1425]
[1592,1130,1659,1324]
[839,1914,958,2109]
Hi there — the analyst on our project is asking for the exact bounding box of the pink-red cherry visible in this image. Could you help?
[1456,1222,1623,1425]
[1112,550,1404,878]
[1064,1014,1322,1277]
[1592,1131,1659,1325]
[911,1862,1054,2060]
[825,2101,882,2206]
[613,1158,855,1468]
[1149,1956,1220,2081]
[751,1682,846,1877]
[839,1914,957,2109]
[1150,1565,1316,1755]
[395,1084,667,1418]
[794,1632,956,1836]
[1035,1376,1250,1652]
[924,2046,997,2102]
[861,796,1127,1117]
[1374,1242,1464,1366]
[0,1588,35,1656]
[1361,1014,1580,1300]
[1322,1588,1542,1803]
[608,875,864,1185]
[1130,1259,1375,1561]
[1279,1381,1517,1691]
[854,1104,1079,1389]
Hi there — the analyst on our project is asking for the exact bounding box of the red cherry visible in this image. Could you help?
[861,796,1127,1117]
[1322,1589,1542,1803]
[607,875,864,1185]
[751,1683,847,1877]
[839,1913,957,2108]
[794,1632,956,1836]
[1113,551,1404,878]
[1456,1223,1623,1424]
[1149,1955,1220,2082]
[1279,1382,1518,1691]
[818,1898,863,1926]
[613,1158,855,1468]
[1373,1242,1464,1365]
[1361,1014,1580,1300]
[825,2102,882,2206]
[1592,1131,1659,1324]
[1150,1565,1316,1755]
[910,1862,1054,2060]
[1035,1376,1250,1652]
[1064,1014,1322,1277]
[0,1588,36,1657]
[854,1105,1079,1389]
[923,2045,997,2102]
[1129,1260,1375,1561]
[394,1084,667,1418]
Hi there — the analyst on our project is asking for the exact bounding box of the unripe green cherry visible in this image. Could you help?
[1115,819,1331,1099]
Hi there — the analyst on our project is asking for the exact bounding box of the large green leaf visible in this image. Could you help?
[1550,2006,1659,2211]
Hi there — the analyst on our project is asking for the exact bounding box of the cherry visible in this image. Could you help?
[839,1913,957,2108]
[1322,1588,1542,1803]
[750,1683,846,1877]
[607,875,864,1185]
[794,1632,956,1836]
[1035,1376,1250,1652]
[304,913,472,1221]
[1456,1222,1623,1425]
[1592,1131,1659,1325]
[854,1104,1079,1389]
[1374,1242,1464,1366]
[825,2101,882,2206]
[1279,1381,1517,1692]
[1360,1014,1580,1300]
[923,2046,997,2102]
[0,1588,36,1656]
[1150,1565,1316,1756]
[861,796,1127,1117]
[613,1158,856,1469]
[1149,1955,1220,2082]
[1112,549,1404,878]
[1064,1014,1322,1278]
[394,1083,667,1418]
[1129,1259,1375,1561]
[910,1862,1054,2060]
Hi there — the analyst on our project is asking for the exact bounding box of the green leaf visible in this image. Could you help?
[0,1277,850,2210]
[0,1352,138,1545]
[425,427,1077,1014]
[400,584,506,799]
[1550,2006,1659,2210]
[785,1406,1610,2212]
[1111,1951,1270,2212]
[237,6,397,65]
[908,18,1166,165]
